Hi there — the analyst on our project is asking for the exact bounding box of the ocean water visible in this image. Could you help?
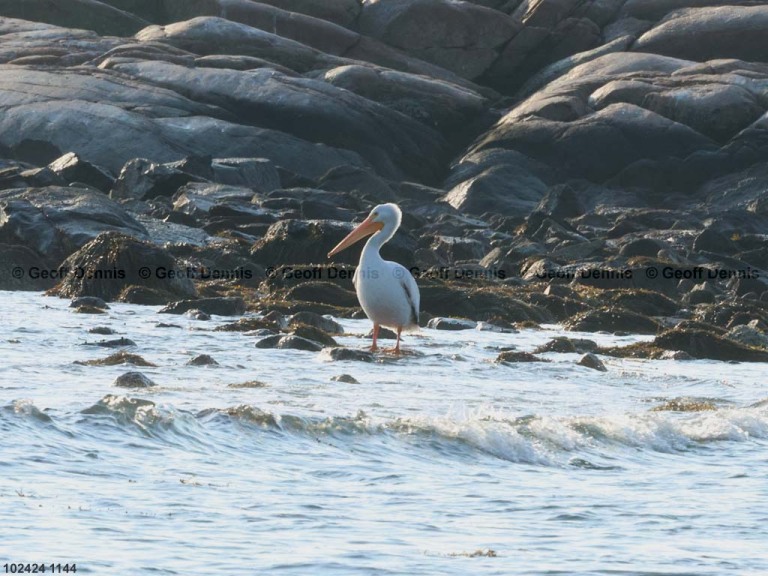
[1,290,766,575]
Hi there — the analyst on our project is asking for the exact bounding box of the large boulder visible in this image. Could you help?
[110,60,447,181]
[0,0,149,36]
[0,65,368,180]
[0,187,148,266]
[359,0,519,80]
[49,232,197,302]
[633,6,768,62]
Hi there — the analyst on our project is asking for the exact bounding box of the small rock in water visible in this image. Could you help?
[321,348,375,362]
[476,322,517,333]
[427,317,477,330]
[275,335,323,352]
[74,305,106,314]
[88,326,116,335]
[185,309,210,321]
[187,354,219,366]
[365,327,396,340]
[290,324,337,347]
[535,337,598,354]
[160,297,246,316]
[215,317,277,332]
[331,374,360,384]
[70,296,109,310]
[495,351,548,363]
[227,380,268,389]
[114,371,156,388]
[262,310,288,330]
[255,335,283,349]
[577,353,607,371]
[76,351,156,367]
[651,398,718,412]
[289,311,344,335]
[659,350,694,361]
[88,337,136,348]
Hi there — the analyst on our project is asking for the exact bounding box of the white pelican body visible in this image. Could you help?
[328,203,419,353]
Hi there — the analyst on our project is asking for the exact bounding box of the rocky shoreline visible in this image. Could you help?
[1,0,767,363]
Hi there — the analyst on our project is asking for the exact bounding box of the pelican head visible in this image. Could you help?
[327,203,401,258]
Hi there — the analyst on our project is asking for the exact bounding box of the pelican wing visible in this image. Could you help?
[398,272,419,326]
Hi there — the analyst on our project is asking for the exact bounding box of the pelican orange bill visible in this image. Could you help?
[327,216,384,258]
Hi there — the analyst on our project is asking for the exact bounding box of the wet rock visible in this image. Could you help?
[366,327,397,340]
[289,311,344,335]
[285,282,359,309]
[0,244,55,291]
[48,152,114,193]
[577,353,607,372]
[185,308,210,321]
[535,337,598,354]
[48,232,196,302]
[114,371,156,388]
[214,317,278,332]
[427,317,477,331]
[226,380,268,389]
[87,337,137,348]
[187,354,218,366]
[73,305,106,314]
[495,351,548,363]
[0,188,148,267]
[321,347,375,362]
[254,335,282,349]
[659,350,694,361]
[118,285,179,306]
[76,351,156,367]
[654,328,768,362]
[70,296,109,310]
[650,397,718,412]
[566,307,661,335]
[725,326,768,350]
[289,324,337,347]
[251,0,360,29]
[276,335,323,352]
[87,326,116,335]
[331,374,359,384]
[159,297,246,316]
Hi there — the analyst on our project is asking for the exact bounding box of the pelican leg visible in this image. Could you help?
[370,323,380,352]
[394,327,402,355]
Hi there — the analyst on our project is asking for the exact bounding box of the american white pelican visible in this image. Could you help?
[327,203,420,354]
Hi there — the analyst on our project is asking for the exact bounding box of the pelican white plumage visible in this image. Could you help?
[327,203,420,354]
